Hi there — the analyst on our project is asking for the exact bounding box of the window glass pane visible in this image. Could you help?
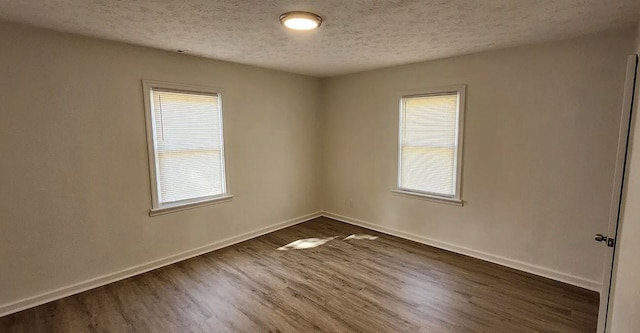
[151,89,225,204]
[403,95,457,147]
[157,150,223,203]
[400,93,459,197]
[401,147,455,196]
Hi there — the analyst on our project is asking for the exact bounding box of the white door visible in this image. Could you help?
[597,54,638,333]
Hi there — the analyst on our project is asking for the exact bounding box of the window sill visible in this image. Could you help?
[149,195,233,217]
[392,190,463,207]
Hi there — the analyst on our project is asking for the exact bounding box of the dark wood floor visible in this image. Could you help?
[0,217,598,332]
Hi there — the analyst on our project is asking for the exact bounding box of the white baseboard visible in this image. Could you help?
[321,211,601,292]
[0,211,322,317]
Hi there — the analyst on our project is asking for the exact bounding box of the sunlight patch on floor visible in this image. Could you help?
[277,237,338,250]
[344,234,379,241]
[277,234,379,250]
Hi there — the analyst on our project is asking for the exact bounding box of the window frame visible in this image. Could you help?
[394,85,466,206]
[142,80,232,216]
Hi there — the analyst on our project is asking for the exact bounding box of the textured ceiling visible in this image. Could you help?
[1,0,639,77]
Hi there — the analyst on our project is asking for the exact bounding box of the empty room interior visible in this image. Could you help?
[3,1,640,332]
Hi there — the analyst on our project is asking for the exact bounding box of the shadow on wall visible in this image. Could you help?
[277,234,379,250]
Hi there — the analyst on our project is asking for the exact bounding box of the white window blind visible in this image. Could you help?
[148,87,227,206]
[399,89,464,199]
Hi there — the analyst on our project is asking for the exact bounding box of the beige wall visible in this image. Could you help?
[320,28,634,288]
[609,22,640,333]
[0,22,321,309]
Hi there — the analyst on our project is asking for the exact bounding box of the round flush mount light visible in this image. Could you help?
[279,11,323,31]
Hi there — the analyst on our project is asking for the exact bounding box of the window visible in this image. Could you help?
[396,85,465,205]
[143,81,230,215]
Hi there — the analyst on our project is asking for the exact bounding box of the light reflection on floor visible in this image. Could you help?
[277,234,379,250]
[344,234,379,241]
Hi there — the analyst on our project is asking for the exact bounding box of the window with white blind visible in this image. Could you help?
[143,81,230,215]
[396,85,465,205]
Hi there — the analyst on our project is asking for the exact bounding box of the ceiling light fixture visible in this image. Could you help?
[279,11,322,31]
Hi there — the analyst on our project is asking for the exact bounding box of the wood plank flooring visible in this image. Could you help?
[0,217,599,332]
